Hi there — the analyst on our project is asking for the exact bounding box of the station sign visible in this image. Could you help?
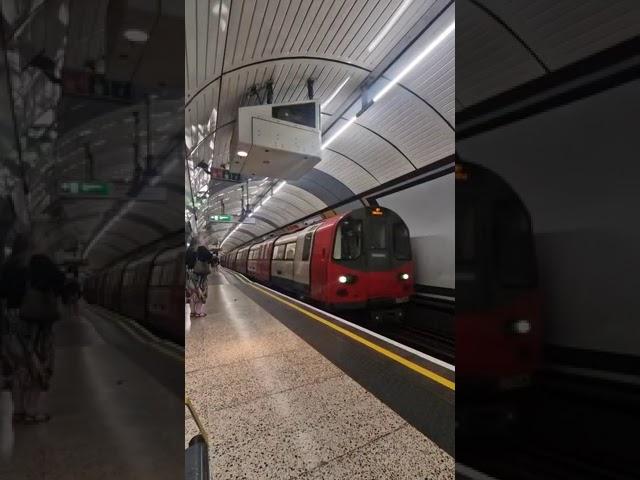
[209,214,256,225]
[61,181,110,196]
[59,181,166,201]
[210,214,233,222]
[210,167,242,183]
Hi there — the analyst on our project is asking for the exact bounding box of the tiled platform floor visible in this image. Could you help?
[1,305,183,480]
[185,272,454,479]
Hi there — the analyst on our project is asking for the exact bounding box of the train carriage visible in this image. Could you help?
[225,206,415,317]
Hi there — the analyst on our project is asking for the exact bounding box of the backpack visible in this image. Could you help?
[193,259,211,275]
[20,284,60,326]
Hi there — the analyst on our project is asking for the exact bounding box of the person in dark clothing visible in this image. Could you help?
[191,246,214,317]
[0,238,65,424]
[185,243,197,270]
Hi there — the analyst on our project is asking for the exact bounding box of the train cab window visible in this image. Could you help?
[301,232,313,261]
[285,243,296,260]
[456,203,476,264]
[333,219,362,260]
[493,201,536,287]
[392,223,412,260]
[370,217,387,250]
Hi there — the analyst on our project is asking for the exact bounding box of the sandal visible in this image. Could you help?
[23,413,51,424]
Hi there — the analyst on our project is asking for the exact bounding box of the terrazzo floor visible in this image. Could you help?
[185,273,454,479]
[0,306,183,480]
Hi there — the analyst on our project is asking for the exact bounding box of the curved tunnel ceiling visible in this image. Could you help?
[455,0,640,109]
[34,99,184,270]
[186,0,456,250]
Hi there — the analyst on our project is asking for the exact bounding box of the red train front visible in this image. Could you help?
[456,161,543,431]
[231,206,414,316]
[309,207,414,311]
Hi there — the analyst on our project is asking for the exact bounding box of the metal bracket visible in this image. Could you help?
[307,78,315,100]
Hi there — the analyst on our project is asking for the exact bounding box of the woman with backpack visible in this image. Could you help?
[191,245,214,317]
[0,236,64,424]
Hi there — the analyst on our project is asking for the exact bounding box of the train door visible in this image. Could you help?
[309,223,333,303]
[292,227,315,293]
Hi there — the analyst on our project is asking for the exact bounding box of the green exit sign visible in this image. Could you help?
[61,181,110,196]
[210,214,233,222]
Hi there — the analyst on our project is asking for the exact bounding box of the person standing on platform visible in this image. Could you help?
[0,236,65,424]
[212,251,220,272]
[192,245,214,317]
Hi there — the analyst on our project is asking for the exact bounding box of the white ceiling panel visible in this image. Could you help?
[482,0,640,71]
[185,0,455,249]
[357,88,454,168]
[315,149,379,194]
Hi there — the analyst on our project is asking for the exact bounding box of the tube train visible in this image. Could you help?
[222,206,415,317]
[456,161,542,428]
[83,243,184,344]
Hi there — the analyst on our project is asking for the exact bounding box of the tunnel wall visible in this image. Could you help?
[457,80,639,358]
[375,172,455,295]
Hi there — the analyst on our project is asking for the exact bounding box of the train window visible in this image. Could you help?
[333,219,362,260]
[392,223,411,260]
[493,201,536,287]
[285,243,296,260]
[273,244,285,260]
[370,217,387,249]
[151,265,162,286]
[301,232,313,261]
[456,202,476,263]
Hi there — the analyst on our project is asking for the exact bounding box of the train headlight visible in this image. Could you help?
[338,275,356,284]
[400,273,410,280]
[512,319,531,334]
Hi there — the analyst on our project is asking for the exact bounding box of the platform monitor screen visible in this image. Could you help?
[272,102,317,128]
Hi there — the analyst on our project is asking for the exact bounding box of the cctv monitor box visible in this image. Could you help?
[230,100,322,180]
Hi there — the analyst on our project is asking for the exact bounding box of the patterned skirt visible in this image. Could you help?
[1,310,54,391]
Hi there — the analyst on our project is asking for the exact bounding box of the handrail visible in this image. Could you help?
[185,397,211,480]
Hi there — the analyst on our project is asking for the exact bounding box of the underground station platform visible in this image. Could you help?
[0,304,184,480]
[185,269,454,479]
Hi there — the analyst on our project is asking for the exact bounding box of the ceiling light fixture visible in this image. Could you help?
[273,180,286,194]
[367,0,415,53]
[321,116,357,149]
[373,21,455,102]
[320,22,454,150]
[123,29,149,42]
[237,150,248,157]
[321,77,350,111]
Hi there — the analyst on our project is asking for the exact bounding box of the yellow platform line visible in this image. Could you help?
[86,306,183,362]
[230,271,455,391]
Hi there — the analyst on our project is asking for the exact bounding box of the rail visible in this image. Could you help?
[185,397,210,480]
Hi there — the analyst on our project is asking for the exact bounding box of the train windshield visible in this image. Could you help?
[333,218,362,260]
[392,223,411,260]
[370,217,387,250]
[493,201,536,288]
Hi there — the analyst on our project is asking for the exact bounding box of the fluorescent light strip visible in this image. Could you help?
[320,22,454,150]
[221,181,286,247]
[321,77,350,111]
[373,21,455,102]
[367,0,415,53]
[321,116,357,149]
[273,180,286,194]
